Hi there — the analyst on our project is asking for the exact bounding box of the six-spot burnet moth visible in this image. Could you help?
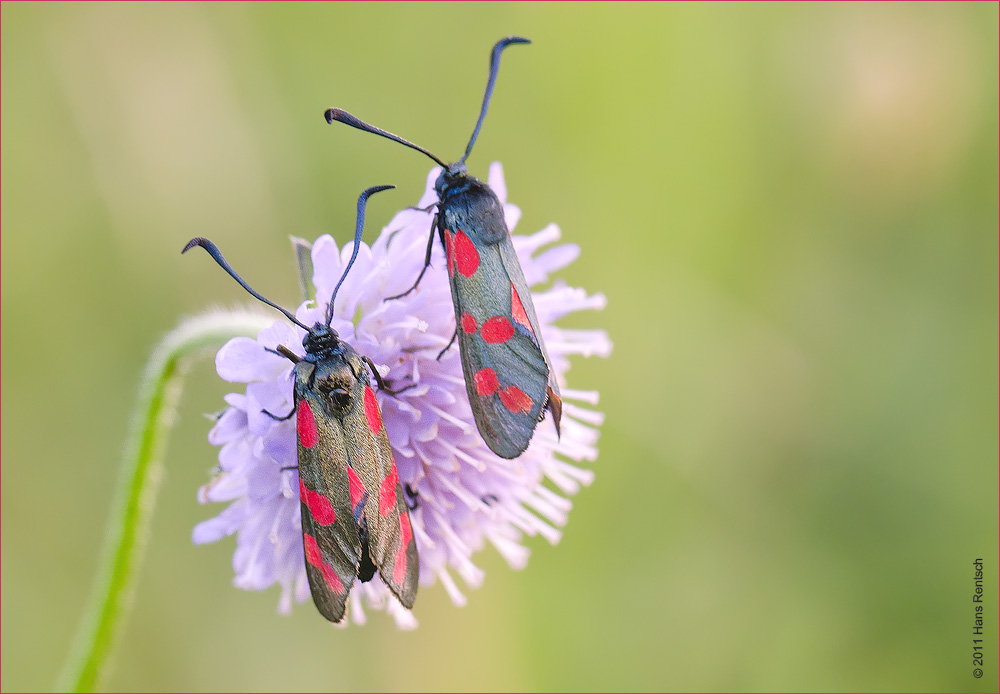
[324,36,563,460]
[183,185,418,623]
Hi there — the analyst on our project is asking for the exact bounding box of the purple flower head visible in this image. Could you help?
[194,163,611,627]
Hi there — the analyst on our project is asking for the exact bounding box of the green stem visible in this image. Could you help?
[58,309,274,692]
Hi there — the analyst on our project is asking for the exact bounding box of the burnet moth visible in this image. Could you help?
[324,36,562,460]
[183,185,418,623]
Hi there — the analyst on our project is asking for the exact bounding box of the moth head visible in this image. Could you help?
[303,323,340,359]
[435,163,470,196]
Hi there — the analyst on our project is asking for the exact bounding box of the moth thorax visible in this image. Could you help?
[303,324,340,358]
[316,373,354,416]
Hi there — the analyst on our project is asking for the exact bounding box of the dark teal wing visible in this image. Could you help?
[293,363,362,623]
[496,235,563,433]
[342,379,419,608]
[442,225,554,458]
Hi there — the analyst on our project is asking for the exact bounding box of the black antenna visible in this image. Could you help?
[182,237,310,331]
[324,108,448,169]
[460,36,530,165]
[324,184,395,326]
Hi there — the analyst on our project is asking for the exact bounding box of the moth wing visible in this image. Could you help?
[496,235,563,431]
[294,365,362,623]
[444,226,553,458]
[343,380,419,609]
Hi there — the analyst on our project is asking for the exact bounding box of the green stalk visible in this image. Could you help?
[58,309,274,692]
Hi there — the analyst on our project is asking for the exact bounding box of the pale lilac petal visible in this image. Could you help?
[534,244,581,277]
[217,337,287,382]
[193,500,246,544]
[208,406,247,445]
[198,469,247,504]
[245,379,294,436]
[504,203,522,232]
[257,321,299,352]
[310,234,341,289]
[512,223,561,256]
[417,167,441,208]
[261,420,296,469]
[487,162,507,204]
[223,392,247,409]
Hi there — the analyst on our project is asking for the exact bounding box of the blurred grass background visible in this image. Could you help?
[2,2,998,691]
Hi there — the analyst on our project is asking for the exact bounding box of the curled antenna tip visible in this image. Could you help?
[325,108,356,126]
[363,184,396,195]
[181,237,209,254]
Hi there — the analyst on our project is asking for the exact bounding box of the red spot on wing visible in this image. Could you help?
[454,229,480,277]
[460,312,478,334]
[444,230,455,277]
[299,479,336,526]
[303,533,345,595]
[392,513,413,586]
[379,464,399,517]
[399,510,413,546]
[499,385,533,414]
[297,401,318,449]
[481,316,514,343]
[363,385,381,435]
[510,283,534,334]
[347,466,366,515]
[473,368,500,396]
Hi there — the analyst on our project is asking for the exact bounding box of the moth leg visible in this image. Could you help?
[436,326,458,360]
[363,356,417,396]
[404,484,420,511]
[406,201,439,214]
[265,345,302,363]
[385,213,438,301]
[262,407,295,421]
[279,465,297,472]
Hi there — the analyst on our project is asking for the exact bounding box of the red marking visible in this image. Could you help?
[393,514,413,585]
[461,312,478,334]
[299,479,336,526]
[304,533,344,595]
[379,464,399,516]
[363,385,381,435]
[473,368,500,396]
[499,385,533,414]
[347,466,366,513]
[480,316,514,343]
[511,283,534,333]
[444,230,455,277]
[296,401,318,449]
[454,229,480,277]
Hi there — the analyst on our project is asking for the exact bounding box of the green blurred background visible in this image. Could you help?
[3,2,997,691]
